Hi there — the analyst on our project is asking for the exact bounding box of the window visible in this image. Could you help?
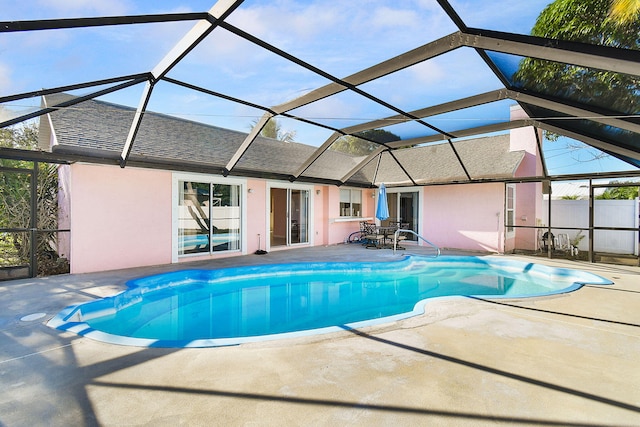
[339,189,362,217]
[178,180,241,255]
[506,184,516,237]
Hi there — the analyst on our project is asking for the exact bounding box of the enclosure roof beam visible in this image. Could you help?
[292,132,343,178]
[462,28,640,77]
[340,146,387,184]
[506,89,640,135]
[1,77,147,129]
[223,111,274,176]
[0,73,150,104]
[268,32,464,114]
[220,20,454,143]
[0,13,207,32]
[386,120,534,148]
[340,89,509,135]
[120,0,245,168]
[533,121,640,162]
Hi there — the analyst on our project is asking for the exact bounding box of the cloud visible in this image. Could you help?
[37,0,131,17]
[447,0,547,32]
[370,7,420,29]
[290,93,359,123]
[0,62,12,95]
[409,60,447,85]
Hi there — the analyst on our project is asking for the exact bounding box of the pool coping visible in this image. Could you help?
[46,255,613,348]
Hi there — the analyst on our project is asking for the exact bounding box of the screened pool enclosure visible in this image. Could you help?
[1,0,639,275]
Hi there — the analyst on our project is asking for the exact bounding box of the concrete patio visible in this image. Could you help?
[1,244,639,426]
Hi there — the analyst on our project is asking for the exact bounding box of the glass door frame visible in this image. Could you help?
[384,186,423,239]
[266,181,314,251]
[171,172,248,263]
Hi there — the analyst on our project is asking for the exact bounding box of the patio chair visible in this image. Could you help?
[555,233,571,252]
[394,223,410,250]
[538,230,555,252]
[346,221,372,244]
[363,222,384,249]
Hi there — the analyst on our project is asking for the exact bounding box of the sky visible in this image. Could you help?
[0,0,637,177]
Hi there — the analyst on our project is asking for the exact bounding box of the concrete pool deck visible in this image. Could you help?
[1,244,639,426]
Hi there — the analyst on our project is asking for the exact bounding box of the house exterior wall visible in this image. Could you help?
[423,183,505,253]
[65,164,520,273]
[507,182,541,252]
[69,163,173,273]
[247,179,267,253]
[65,165,374,273]
[508,105,544,252]
[326,186,375,245]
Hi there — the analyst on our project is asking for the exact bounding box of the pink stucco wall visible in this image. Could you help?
[424,183,505,253]
[69,164,172,273]
[246,179,267,253]
[314,185,328,245]
[325,187,375,245]
[65,161,519,273]
[509,105,544,251]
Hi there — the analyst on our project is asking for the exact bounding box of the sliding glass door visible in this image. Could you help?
[270,187,309,248]
[386,190,419,241]
[178,181,241,255]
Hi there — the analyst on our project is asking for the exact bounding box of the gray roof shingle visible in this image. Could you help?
[43,94,524,186]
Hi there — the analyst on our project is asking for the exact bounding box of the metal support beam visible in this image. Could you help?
[533,127,549,178]
[150,19,215,81]
[506,90,640,135]
[386,119,534,148]
[341,89,509,136]
[447,140,472,181]
[0,13,207,32]
[223,112,274,175]
[387,150,418,186]
[29,161,38,278]
[247,32,464,115]
[0,73,150,104]
[589,179,594,263]
[120,81,154,167]
[1,77,148,129]
[340,146,386,184]
[463,29,640,77]
[535,121,640,162]
[120,0,245,167]
[293,132,342,178]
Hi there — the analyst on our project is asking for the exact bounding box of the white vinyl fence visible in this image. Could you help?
[542,199,639,255]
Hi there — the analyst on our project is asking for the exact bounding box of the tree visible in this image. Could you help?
[0,122,65,275]
[609,0,640,24]
[330,129,401,156]
[595,181,640,199]
[251,117,296,142]
[513,0,639,115]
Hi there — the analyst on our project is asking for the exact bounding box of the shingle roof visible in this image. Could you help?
[43,93,524,186]
[5,3,639,186]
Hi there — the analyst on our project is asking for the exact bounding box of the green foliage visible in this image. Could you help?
[331,129,401,156]
[251,117,297,142]
[0,123,62,273]
[513,0,640,114]
[595,181,640,199]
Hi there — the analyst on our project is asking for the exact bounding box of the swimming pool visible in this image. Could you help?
[47,256,612,348]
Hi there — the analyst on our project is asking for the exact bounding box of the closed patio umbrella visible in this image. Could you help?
[376,183,389,221]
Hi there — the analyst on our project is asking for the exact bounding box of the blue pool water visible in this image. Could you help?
[48,256,612,348]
